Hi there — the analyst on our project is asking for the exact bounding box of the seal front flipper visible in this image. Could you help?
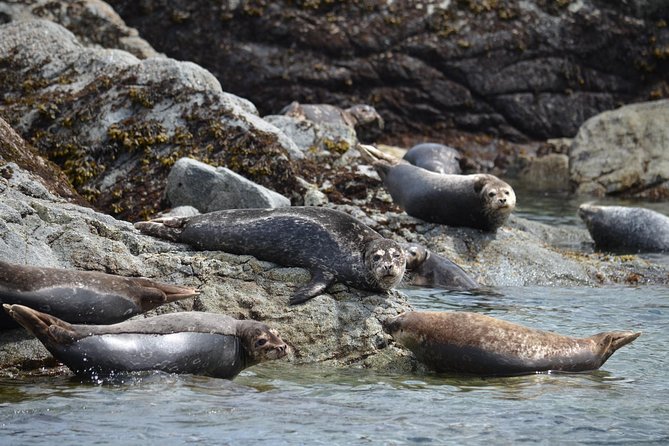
[289,270,334,305]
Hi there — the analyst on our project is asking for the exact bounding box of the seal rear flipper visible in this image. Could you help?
[131,278,200,308]
[289,271,334,305]
[593,331,641,361]
[134,218,188,242]
[3,304,79,344]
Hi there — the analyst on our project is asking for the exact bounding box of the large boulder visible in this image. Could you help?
[106,0,669,141]
[0,19,301,221]
[569,100,669,198]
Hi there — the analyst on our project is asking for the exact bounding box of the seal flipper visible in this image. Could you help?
[289,270,334,305]
[592,331,641,363]
[3,304,79,344]
[130,278,200,309]
[134,217,190,242]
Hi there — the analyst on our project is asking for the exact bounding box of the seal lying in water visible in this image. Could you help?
[358,145,515,232]
[135,207,406,305]
[4,304,288,379]
[402,243,479,290]
[403,143,462,175]
[0,260,198,329]
[383,311,640,376]
[578,203,669,253]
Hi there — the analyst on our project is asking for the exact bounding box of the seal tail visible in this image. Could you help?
[357,144,399,181]
[3,304,79,345]
[134,216,189,242]
[592,330,641,363]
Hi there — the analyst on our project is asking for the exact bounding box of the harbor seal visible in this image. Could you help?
[0,260,198,330]
[402,243,479,290]
[383,311,640,376]
[578,203,669,253]
[403,143,462,174]
[4,304,288,379]
[358,144,515,232]
[135,207,406,305]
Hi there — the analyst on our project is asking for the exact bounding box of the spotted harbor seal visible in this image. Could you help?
[358,144,515,232]
[402,243,479,290]
[4,304,288,379]
[0,260,198,330]
[383,311,640,376]
[403,143,462,175]
[135,207,406,305]
[578,203,669,253]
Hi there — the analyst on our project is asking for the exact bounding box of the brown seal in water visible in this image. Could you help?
[578,203,669,253]
[358,145,515,232]
[383,311,640,376]
[0,260,198,329]
[4,304,288,380]
[135,207,406,305]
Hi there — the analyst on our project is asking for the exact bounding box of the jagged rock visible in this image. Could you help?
[165,157,291,212]
[0,0,159,59]
[569,100,669,198]
[106,0,669,141]
[0,19,301,221]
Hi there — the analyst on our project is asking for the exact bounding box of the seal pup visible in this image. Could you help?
[402,243,479,290]
[383,311,640,376]
[4,304,288,380]
[0,260,198,329]
[403,143,462,175]
[135,207,406,305]
[578,203,669,253]
[358,144,515,232]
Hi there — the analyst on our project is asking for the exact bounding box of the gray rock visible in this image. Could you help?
[516,154,570,193]
[166,158,291,212]
[570,100,669,197]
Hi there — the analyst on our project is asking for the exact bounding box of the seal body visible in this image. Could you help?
[403,143,462,174]
[578,204,669,253]
[383,311,640,376]
[402,243,478,290]
[4,304,288,379]
[358,144,515,231]
[0,261,198,329]
[135,207,406,305]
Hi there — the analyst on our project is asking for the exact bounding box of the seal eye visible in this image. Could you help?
[488,191,496,197]
[255,338,268,348]
[372,254,382,262]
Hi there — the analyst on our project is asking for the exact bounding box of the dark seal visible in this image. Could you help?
[135,207,406,305]
[0,260,198,329]
[402,243,479,290]
[4,304,288,380]
[578,203,669,253]
[403,143,462,175]
[383,311,640,376]
[359,144,515,232]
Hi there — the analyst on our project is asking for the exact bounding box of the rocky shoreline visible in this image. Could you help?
[1,1,668,376]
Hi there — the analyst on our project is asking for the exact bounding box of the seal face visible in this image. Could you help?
[402,243,479,290]
[358,145,515,231]
[135,207,406,305]
[0,260,198,330]
[403,143,462,175]
[383,311,640,376]
[4,304,288,379]
[578,204,669,253]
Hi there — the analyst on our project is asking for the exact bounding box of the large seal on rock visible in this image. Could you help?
[403,143,462,175]
[578,203,669,253]
[4,304,288,380]
[135,207,406,305]
[402,243,479,290]
[359,145,515,231]
[0,260,198,329]
[383,311,640,376]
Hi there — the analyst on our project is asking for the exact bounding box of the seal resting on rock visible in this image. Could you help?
[135,207,406,305]
[578,203,669,253]
[383,311,640,376]
[358,144,515,232]
[4,304,288,380]
[402,243,479,290]
[0,260,198,329]
[403,143,462,175]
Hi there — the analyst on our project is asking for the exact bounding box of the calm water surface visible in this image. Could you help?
[1,192,668,445]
